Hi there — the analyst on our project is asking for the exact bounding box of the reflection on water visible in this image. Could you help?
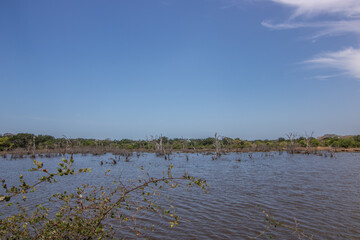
[1,152,360,239]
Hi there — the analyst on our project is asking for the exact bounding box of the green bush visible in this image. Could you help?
[0,158,207,239]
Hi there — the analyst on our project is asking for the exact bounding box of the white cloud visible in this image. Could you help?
[271,0,360,18]
[313,74,341,80]
[261,21,308,29]
[263,0,360,79]
[313,20,360,38]
[264,0,360,36]
[305,47,360,79]
[262,19,360,38]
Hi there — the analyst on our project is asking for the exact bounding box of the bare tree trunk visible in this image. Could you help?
[146,137,150,150]
[63,135,72,155]
[286,133,297,154]
[32,135,36,158]
[304,131,314,154]
[182,137,187,150]
[159,135,163,152]
[214,133,221,158]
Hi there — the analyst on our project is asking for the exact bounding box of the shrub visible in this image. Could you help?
[0,157,207,239]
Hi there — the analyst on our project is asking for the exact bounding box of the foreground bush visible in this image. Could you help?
[0,157,207,239]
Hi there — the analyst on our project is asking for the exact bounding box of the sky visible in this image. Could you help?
[1,0,359,140]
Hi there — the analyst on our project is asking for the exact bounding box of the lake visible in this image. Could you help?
[1,152,360,239]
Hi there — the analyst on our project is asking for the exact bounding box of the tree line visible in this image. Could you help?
[1,132,360,153]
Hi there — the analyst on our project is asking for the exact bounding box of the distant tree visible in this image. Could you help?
[353,135,360,142]
[310,138,320,147]
[0,137,11,151]
[200,137,215,146]
[221,137,233,147]
[299,140,306,147]
[36,135,55,149]
[324,137,340,147]
[8,133,34,149]
[353,135,360,147]
[339,138,355,148]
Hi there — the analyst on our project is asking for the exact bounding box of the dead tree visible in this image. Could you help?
[286,133,297,154]
[304,131,314,154]
[155,134,165,156]
[145,136,151,150]
[181,137,188,151]
[31,135,36,158]
[63,135,72,155]
[214,133,221,158]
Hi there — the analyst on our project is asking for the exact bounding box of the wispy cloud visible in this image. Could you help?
[263,0,360,79]
[312,74,341,81]
[261,21,308,30]
[262,20,360,37]
[271,0,360,18]
[305,47,360,79]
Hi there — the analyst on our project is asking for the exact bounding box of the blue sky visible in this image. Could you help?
[1,0,359,140]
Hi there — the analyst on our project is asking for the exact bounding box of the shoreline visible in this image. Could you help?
[1,146,360,159]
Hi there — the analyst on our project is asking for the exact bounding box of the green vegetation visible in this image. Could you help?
[1,133,360,155]
[0,157,208,239]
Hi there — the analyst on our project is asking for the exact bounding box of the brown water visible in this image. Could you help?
[1,152,360,239]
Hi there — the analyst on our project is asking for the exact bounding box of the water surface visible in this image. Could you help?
[1,152,359,239]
